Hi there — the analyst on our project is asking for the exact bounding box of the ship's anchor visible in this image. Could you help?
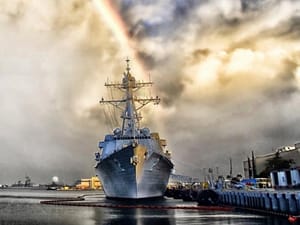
[130,155,139,166]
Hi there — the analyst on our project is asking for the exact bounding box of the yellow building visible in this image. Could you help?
[76,176,102,190]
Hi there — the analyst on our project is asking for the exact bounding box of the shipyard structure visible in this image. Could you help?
[94,60,173,199]
[243,142,300,178]
[243,142,300,188]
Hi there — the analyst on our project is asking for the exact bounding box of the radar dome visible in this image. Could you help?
[52,176,59,184]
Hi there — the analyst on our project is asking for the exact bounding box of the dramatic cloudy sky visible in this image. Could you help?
[0,0,300,184]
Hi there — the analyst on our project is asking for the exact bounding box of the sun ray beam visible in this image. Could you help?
[91,0,148,79]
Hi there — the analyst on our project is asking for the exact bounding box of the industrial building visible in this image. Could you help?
[75,176,102,190]
[243,142,300,178]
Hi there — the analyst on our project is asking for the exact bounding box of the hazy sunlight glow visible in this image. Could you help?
[92,0,148,78]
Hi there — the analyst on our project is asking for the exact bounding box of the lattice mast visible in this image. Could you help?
[100,59,160,137]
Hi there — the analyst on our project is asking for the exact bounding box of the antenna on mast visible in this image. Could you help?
[126,57,130,73]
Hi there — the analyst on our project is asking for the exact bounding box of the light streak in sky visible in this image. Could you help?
[91,0,147,78]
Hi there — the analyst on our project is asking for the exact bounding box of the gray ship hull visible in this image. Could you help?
[95,145,173,199]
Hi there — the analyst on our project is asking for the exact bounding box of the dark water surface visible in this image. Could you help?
[0,189,296,225]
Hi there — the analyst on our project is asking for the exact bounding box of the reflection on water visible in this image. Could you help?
[0,201,95,225]
[0,189,298,225]
[98,208,175,225]
[94,207,294,225]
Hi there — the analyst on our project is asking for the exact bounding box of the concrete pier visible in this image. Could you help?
[217,189,300,216]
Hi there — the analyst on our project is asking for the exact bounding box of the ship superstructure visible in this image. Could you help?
[95,59,173,199]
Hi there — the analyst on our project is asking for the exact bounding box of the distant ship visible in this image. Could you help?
[95,59,174,199]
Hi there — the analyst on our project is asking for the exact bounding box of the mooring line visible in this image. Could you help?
[40,198,233,211]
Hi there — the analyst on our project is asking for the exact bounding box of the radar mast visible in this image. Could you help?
[100,59,160,137]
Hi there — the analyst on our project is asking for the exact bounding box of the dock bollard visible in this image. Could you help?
[246,192,252,207]
[285,193,297,215]
[227,191,232,204]
[222,191,227,204]
[236,192,241,206]
[218,191,223,203]
[244,192,250,207]
[253,192,259,208]
[262,192,271,210]
[242,192,247,207]
[227,191,231,204]
[270,193,279,212]
[249,192,255,208]
[219,191,224,204]
[221,191,226,204]
[232,191,237,205]
[223,191,229,204]
[258,192,265,209]
[277,193,288,213]
[294,192,300,213]
[255,192,262,209]
[228,191,233,205]
[240,192,246,207]
[231,191,236,205]
[245,192,250,207]
[254,192,259,208]
[217,190,222,203]
[252,192,257,208]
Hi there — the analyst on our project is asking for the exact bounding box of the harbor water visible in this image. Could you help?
[0,189,294,225]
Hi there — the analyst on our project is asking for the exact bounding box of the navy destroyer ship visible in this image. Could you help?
[95,59,174,199]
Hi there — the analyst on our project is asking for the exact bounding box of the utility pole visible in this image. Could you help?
[229,158,233,178]
[252,151,257,178]
[203,168,207,182]
[248,157,252,178]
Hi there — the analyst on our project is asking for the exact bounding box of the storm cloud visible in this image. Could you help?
[0,0,300,184]
[111,0,300,177]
